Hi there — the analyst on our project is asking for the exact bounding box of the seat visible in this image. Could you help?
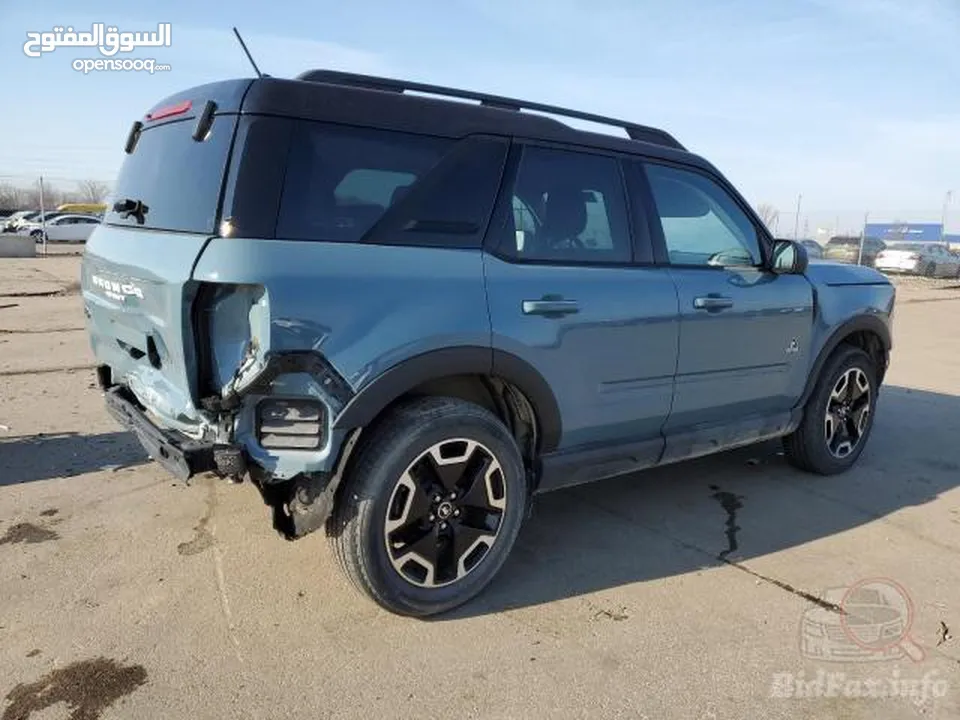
[536,184,587,255]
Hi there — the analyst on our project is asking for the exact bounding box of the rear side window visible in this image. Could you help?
[275,123,451,243]
[104,115,237,234]
[494,145,633,264]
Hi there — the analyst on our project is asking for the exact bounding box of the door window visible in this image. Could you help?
[496,146,632,264]
[644,163,761,268]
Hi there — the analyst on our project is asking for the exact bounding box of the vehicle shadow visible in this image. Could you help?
[0,431,148,486]
[443,385,960,620]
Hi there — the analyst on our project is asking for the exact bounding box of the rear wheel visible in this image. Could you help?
[328,396,528,616]
[783,345,878,475]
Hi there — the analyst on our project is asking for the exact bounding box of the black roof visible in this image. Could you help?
[143,73,712,170]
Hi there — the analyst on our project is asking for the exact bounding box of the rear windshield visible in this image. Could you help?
[104,115,236,234]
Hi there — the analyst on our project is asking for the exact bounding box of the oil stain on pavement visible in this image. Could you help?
[2,657,147,720]
[176,482,216,557]
[709,485,744,561]
[0,523,58,546]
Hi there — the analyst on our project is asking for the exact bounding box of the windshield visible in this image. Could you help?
[104,115,237,234]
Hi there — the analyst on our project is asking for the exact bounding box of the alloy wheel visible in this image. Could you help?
[824,367,872,459]
[384,438,507,588]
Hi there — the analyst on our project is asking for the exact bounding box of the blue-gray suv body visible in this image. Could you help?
[81,71,895,616]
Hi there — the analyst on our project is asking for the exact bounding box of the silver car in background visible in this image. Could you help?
[874,242,960,278]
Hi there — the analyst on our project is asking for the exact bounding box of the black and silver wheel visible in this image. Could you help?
[823,367,872,460]
[783,345,878,475]
[328,396,527,616]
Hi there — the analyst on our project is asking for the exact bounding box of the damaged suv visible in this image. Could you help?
[82,70,895,616]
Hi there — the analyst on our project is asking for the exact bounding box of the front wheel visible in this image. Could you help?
[328,396,528,617]
[783,345,878,475]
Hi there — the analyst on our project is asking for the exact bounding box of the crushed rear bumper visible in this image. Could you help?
[102,377,244,481]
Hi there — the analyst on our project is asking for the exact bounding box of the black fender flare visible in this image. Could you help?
[332,346,562,452]
[797,314,892,408]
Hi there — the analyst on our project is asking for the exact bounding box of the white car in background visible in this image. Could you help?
[874,242,960,278]
[19,214,101,243]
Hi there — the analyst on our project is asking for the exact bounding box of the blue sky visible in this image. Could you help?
[1,0,957,236]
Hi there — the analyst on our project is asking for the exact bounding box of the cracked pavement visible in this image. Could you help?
[1,255,959,719]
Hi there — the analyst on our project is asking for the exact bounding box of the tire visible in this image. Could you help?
[783,345,878,475]
[328,396,528,617]
[923,262,936,277]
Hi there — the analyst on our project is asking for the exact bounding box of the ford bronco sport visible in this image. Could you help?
[82,70,895,616]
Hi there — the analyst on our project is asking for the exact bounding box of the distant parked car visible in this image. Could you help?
[823,236,885,267]
[875,242,960,278]
[20,213,101,243]
[4,210,66,232]
[3,210,39,232]
[800,239,823,259]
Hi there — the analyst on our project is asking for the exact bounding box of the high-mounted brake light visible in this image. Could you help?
[145,100,192,122]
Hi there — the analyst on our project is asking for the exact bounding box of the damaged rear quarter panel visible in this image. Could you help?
[191,237,491,478]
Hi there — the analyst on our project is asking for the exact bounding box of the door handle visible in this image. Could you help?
[693,295,734,311]
[522,298,580,317]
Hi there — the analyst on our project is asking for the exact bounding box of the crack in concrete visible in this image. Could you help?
[578,493,845,615]
[0,327,85,335]
[0,365,95,377]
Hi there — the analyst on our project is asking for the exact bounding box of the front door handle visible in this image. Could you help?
[693,295,734,311]
[522,298,580,317]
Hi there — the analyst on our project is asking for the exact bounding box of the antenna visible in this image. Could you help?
[233,27,264,78]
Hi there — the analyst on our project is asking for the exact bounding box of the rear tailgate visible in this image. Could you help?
[81,81,250,436]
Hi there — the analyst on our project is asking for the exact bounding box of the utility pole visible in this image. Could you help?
[942,190,953,242]
[793,193,802,240]
[857,211,869,266]
[39,175,47,257]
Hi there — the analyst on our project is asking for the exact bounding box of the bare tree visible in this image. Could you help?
[77,179,111,204]
[22,180,67,211]
[755,203,780,231]
[0,182,27,209]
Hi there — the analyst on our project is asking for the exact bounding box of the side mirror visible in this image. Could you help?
[771,239,809,275]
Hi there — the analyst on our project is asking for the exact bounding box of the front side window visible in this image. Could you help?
[644,163,761,267]
[497,145,631,264]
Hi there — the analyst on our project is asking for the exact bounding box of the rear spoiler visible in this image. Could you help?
[125,78,256,154]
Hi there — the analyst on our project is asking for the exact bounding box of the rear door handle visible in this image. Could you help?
[693,295,734,311]
[522,299,580,317]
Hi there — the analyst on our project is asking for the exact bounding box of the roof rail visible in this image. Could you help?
[295,69,686,151]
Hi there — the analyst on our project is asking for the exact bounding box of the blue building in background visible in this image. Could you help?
[863,223,944,242]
